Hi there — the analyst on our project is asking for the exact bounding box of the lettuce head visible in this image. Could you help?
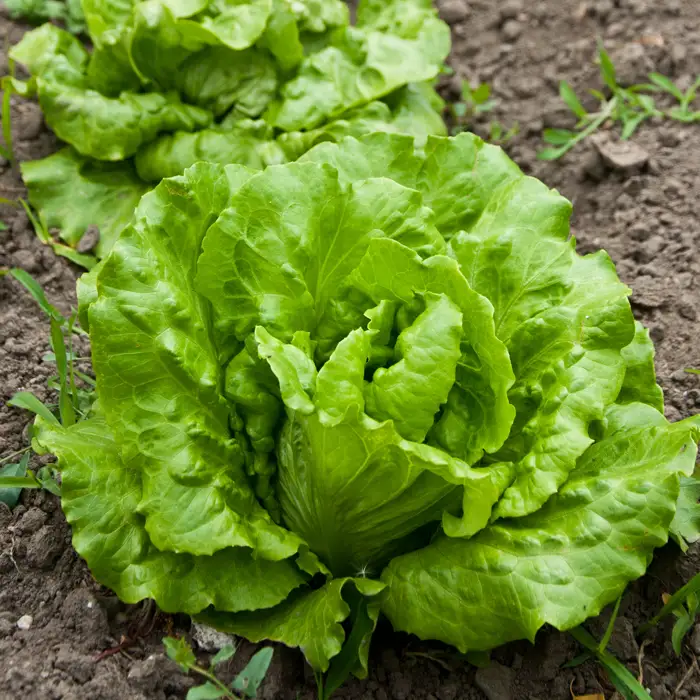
[35,133,700,686]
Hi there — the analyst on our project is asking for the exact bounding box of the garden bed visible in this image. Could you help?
[1,0,699,698]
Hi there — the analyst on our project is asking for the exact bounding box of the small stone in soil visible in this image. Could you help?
[501,19,522,41]
[592,134,649,174]
[191,621,236,652]
[77,225,100,254]
[438,0,470,23]
[16,614,33,630]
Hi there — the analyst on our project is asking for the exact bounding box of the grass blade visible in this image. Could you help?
[19,199,50,244]
[67,312,79,411]
[52,243,97,270]
[671,614,693,655]
[0,474,42,489]
[598,43,618,93]
[570,626,652,700]
[50,318,75,427]
[648,73,683,100]
[1,77,13,164]
[560,81,587,118]
[543,128,576,145]
[0,453,31,507]
[6,268,64,322]
[599,596,622,652]
[7,391,59,425]
[639,571,700,633]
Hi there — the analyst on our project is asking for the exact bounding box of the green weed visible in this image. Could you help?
[0,268,94,500]
[567,597,653,700]
[638,572,700,655]
[164,635,273,699]
[539,43,700,160]
[447,80,519,145]
[18,199,97,270]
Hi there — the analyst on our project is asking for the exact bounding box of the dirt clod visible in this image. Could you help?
[592,133,650,173]
[475,662,515,700]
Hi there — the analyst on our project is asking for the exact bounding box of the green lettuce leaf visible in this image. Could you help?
[36,81,212,160]
[81,0,136,41]
[617,321,665,412]
[9,24,214,161]
[271,22,449,130]
[10,22,88,87]
[380,407,698,651]
[6,0,86,34]
[177,46,278,117]
[134,96,443,183]
[34,416,308,613]
[88,162,306,559]
[356,0,451,64]
[21,148,149,256]
[348,238,514,464]
[190,0,273,51]
[672,475,700,552]
[194,160,447,358]
[382,82,447,147]
[134,119,286,181]
[198,578,384,673]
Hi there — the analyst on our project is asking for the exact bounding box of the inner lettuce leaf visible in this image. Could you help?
[21,148,149,256]
[10,0,450,258]
[34,132,700,683]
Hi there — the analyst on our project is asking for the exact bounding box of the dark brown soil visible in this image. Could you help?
[1,1,700,699]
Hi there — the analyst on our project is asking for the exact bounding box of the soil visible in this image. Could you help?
[1,0,700,699]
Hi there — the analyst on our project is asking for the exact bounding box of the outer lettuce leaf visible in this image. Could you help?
[383,82,447,146]
[81,0,136,40]
[10,24,212,161]
[429,135,636,518]
[36,81,212,160]
[380,408,699,651]
[672,474,700,552]
[35,417,307,613]
[10,22,88,87]
[271,23,449,130]
[617,321,665,412]
[134,119,286,181]
[89,163,306,559]
[21,148,149,256]
[177,46,278,117]
[356,0,451,64]
[484,251,635,519]
[135,97,443,182]
[5,0,86,34]
[198,578,384,673]
[190,0,273,51]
